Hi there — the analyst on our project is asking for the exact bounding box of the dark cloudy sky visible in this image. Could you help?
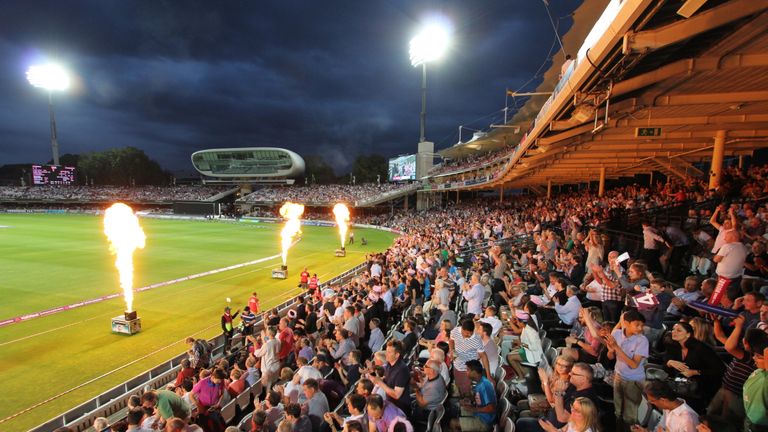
[0,0,581,173]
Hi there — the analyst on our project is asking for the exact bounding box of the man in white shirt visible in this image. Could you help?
[714,230,748,281]
[632,380,698,432]
[554,286,581,326]
[462,274,485,317]
[370,261,382,278]
[479,306,502,337]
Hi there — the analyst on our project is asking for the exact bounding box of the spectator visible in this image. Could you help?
[301,378,329,430]
[190,367,227,417]
[711,315,757,424]
[606,309,649,431]
[285,403,313,432]
[631,380,699,432]
[366,394,406,432]
[368,318,386,353]
[175,359,196,388]
[505,301,543,381]
[370,339,411,415]
[742,329,768,432]
[413,359,448,418]
[252,327,281,390]
[125,408,151,432]
[538,397,600,432]
[450,319,487,396]
[452,359,496,432]
[141,390,191,422]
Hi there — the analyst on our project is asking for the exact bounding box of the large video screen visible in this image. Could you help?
[32,165,77,185]
[388,155,416,181]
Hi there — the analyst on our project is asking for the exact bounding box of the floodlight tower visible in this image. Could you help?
[26,63,70,166]
[409,21,450,182]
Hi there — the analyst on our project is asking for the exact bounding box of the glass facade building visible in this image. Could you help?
[191,148,305,178]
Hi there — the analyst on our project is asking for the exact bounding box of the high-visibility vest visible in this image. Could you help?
[308,277,318,289]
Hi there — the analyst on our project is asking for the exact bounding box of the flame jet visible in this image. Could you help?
[333,203,350,249]
[103,203,146,312]
[279,202,305,266]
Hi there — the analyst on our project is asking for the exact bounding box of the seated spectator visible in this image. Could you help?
[301,378,329,430]
[538,397,600,432]
[663,321,725,410]
[631,380,699,432]
[451,360,496,432]
[284,403,313,432]
[666,276,704,319]
[261,391,285,432]
[323,393,368,430]
[563,307,602,364]
[413,359,448,419]
[335,349,362,389]
[366,394,406,432]
[505,301,543,380]
[251,410,267,432]
[175,359,196,388]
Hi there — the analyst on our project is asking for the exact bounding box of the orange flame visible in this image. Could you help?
[279,202,304,266]
[333,203,350,248]
[103,203,146,312]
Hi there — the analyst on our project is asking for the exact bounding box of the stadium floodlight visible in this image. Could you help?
[26,63,71,166]
[409,21,451,143]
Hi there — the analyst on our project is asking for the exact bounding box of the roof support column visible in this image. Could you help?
[547,180,552,199]
[598,167,606,198]
[709,130,727,190]
[499,186,504,204]
[456,189,460,204]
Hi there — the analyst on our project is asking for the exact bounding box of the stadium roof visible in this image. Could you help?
[438,0,768,191]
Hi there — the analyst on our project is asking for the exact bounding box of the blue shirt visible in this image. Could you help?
[472,376,497,425]
[396,283,406,299]
[612,329,649,381]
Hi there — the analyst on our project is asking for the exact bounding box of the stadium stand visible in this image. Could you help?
[237,183,414,207]
[38,159,768,431]
[0,185,227,202]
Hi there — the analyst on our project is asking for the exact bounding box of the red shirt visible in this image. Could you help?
[249,296,260,313]
[175,367,195,387]
[308,277,318,289]
[300,271,310,283]
[278,327,294,360]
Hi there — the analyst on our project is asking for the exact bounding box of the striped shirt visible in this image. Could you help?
[722,352,757,395]
[450,326,484,371]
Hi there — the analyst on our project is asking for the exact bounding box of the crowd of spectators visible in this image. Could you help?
[63,161,768,432]
[0,185,227,202]
[238,184,413,206]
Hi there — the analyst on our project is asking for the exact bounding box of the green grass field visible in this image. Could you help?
[0,213,397,431]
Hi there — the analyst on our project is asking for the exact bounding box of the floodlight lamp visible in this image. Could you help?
[26,63,70,91]
[409,23,450,67]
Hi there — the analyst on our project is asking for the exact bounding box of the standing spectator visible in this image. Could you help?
[221,306,240,353]
[141,390,192,422]
[743,329,768,432]
[368,318,386,353]
[252,327,281,390]
[714,230,748,301]
[277,318,294,364]
[589,252,625,323]
[370,340,412,415]
[641,221,669,273]
[606,310,649,432]
[191,368,227,430]
[241,307,257,336]
[450,319,487,397]
[711,315,756,423]
[463,275,486,318]
[186,337,212,370]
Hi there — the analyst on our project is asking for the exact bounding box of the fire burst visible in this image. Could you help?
[104,203,146,312]
[333,203,350,248]
[279,202,304,266]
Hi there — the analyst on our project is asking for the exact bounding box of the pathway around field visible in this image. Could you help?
[0,247,290,328]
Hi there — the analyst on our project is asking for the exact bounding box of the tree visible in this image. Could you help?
[351,154,388,184]
[77,147,169,185]
[302,154,338,184]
